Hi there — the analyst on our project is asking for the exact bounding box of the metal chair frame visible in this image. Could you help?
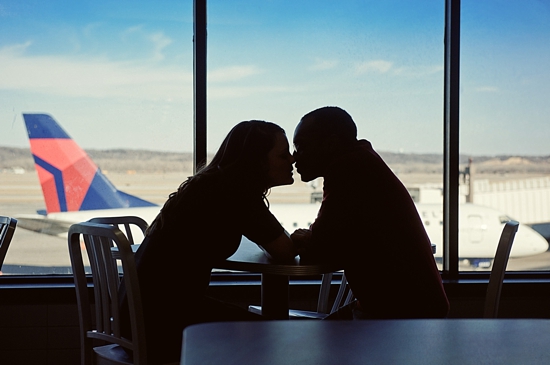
[0,216,17,271]
[249,271,354,319]
[88,216,148,245]
[483,220,519,318]
[69,222,147,365]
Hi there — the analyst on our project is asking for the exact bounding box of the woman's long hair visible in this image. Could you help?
[147,120,285,234]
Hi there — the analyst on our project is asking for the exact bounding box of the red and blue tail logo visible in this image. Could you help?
[23,113,157,214]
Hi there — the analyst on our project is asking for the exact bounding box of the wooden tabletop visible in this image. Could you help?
[182,319,550,365]
[213,237,341,319]
[214,236,340,276]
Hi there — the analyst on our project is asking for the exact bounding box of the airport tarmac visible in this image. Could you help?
[1,171,550,275]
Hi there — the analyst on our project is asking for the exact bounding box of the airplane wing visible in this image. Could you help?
[15,214,73,237]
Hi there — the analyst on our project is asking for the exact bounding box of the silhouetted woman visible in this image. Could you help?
[120,120,296,363]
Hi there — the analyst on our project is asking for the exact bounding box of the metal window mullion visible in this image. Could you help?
[443,0,460,278]
[193,0,207,173]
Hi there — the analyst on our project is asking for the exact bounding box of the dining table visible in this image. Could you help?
[113,236,434,320]
[213,236,341,319]
[111,235,340,319]
[181,318,550,365]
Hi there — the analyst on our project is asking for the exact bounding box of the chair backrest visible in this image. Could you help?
[316,239,437,315]
[483,220,519,318]
[88,216,148,245]
[316,272,355,315]
[330,272,355,314]
[68,222,147,365]
[0,216,17,271]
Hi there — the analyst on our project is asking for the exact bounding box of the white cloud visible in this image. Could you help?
[2,41,32,53]
[309,58,338,71]
[121,25,144,39]
[83,22,103,38]
[355,61,443,78]
[209,65,263,82]
[475,86,500,93]
[119,26,173,61]
[0,42,191,100]
[148,32,173,61]
[398,65,443,77]
[355,60,393,74]
[208,85,290,99]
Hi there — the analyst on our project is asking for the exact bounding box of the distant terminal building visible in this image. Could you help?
[406,176,550,243]
[407,177,550,225]
[474,177,550,225]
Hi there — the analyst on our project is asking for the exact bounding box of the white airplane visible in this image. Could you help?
[17,113,549,268]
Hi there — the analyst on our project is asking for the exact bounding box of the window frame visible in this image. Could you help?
[442,0,460,279]
[1,0,549,285]
[191,0,464,280]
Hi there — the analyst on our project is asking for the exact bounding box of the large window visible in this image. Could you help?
[0,1,193,274]
[460,0,550,271]
[208,0,446,263]
[1,0,548,276]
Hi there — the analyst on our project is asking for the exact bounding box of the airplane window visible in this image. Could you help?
[459,0,550,271]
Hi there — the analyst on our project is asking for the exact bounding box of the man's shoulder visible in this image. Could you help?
[327,142,393,182]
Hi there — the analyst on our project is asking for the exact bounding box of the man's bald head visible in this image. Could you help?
[299,106,357,144]
[293,106,358,182]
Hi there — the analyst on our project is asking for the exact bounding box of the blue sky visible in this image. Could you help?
[0,0,549,156]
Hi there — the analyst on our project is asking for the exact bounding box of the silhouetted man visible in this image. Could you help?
[291,106,449,319]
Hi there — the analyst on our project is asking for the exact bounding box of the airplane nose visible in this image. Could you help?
[512,226,549,256]
[535,236,549,252]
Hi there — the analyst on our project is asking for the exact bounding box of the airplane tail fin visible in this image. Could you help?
[23,113,157,214]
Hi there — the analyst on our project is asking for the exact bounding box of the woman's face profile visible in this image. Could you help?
[266,132,295,188]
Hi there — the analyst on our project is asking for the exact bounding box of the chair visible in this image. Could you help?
[0,216,17,272]
[69,222,175,365]
[88,216,148,245]
[260,241,434,319]
[483,220,519,318]
[248,272,354,319]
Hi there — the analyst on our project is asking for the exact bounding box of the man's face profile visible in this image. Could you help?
[293,119,325,182]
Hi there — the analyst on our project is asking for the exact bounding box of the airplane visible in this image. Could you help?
[16,113,549,268]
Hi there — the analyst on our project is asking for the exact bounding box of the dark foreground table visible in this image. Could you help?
[181,319,550,365]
